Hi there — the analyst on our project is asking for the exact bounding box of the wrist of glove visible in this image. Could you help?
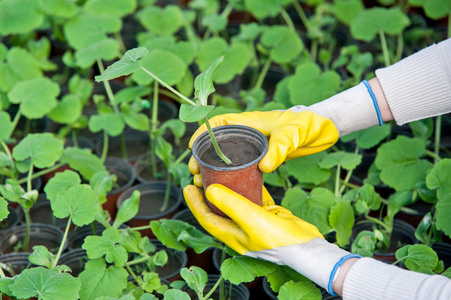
[290,81,382,136]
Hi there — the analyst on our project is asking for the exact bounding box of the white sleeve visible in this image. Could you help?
[375,37,451,125]
[342,257,451,300]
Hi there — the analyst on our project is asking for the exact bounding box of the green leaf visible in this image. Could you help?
[260,26,304,63]
[282,188,335,234]
[29,245,53,269]
[0,277,14,296]
[8,77,60,119]
[288,62,341,106]
[426,158,451,199]
[0,0,44,35]
[435,193,451,238]
[90,171,115,199]
[82,227,127,267]
[53,184,97,226]
[88,113,125,136]
[75,38,120,69]
[285,152,331,185]
[221,256,276,284]
[113,190,140,228]
[329,201,355,247]
[0,111,13,141]
[266,265,310,293]
[350,7,410,42]
[12,133,63,168]
[163,289,190,300]
[10,267,80,300]
[79,258,128,300]
[48,94,82,124]
[319,151,362,170]
[180,266,208,296]
[386,191,415,223]
[137,5,184,35]
[38,0,78,18]
[95,47,149,82]
[409,0,451,20]
[194,56,224,106]
[395,244,438,272]
[332,0,364,25]
[244,0,287,19]
[84,0,137,17]
[60,147,107,180]
[375,136,432,191]
[179,104,215,122]
[44,170,81,201]
[278,280,322,300]
[123,111,150,131]
[340,124,391,149]
[0,197,9,222]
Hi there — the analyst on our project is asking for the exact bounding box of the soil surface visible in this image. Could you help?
[200,139,261,168]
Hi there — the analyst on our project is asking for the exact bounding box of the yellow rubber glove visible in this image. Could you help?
[183,183,359,295]
[189,110,339,173]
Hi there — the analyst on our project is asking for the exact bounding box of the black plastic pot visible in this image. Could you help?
[20,194,69,230]
[116,182,183,238]
[59,248,88,277]
[262,276,278,300]
[181,274,250,300]
[0,223,66,254]
[432,242,451,269]
[0,206,20,235]
[133,155,167,184]
[0,253,36,277]
[152,240,187,282]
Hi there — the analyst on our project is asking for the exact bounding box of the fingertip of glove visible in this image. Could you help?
[188,156,200,174]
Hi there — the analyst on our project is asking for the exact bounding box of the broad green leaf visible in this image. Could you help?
[29,245,53,269]
[282,188,335,234]
[84,0,137,17]
[0,0,44,35]
[0,111,13,141]
[12,133,63,168]
[123,111,150,131]
[435,193,451,238]
[82,227,127,267]
[386,191,415,223]
[44,170,81,201]
[266,265,310,293]
[409,119,434,143]
[221,256,276,284]
[115,86,151,103]
[285,152,331,185]
[60,147,107,180]
[340,124,391,149]
[350,7,411,41]
[141,272,163,294]
[351,184,382,215]
[8,77,59,119]
[177,230,223,254]
[180,266,208,295]
[278,280,322,300]
[375,136,432,191]
[0,277,14,296]
[260,26,304,63]
[74,38,120,69]
[163,289,190,300]
[79,258,128,300]
[48,94,82,124]
[95,47,149,82]
[179,104,215,122]
[409,0,451,20]
[332,0,364,25]
[119,229,143,253]
[236,23,262,41]
[90,170,115,199]
[132,49,187,86]
[202,14,227,32]
[395,244,438,272]
[160,119,186,139]
[88,113,125,136]
[0,47,43,92]
[288,62,341,106]
[9,267,80,300]
[113,190,140,228]
[244,0,288,19]
[68,74,94,104]
[0,197,8,222]
[137,5,184,35]
[319,151,362,170]
[426,159,451,199]
[351,231,376,257]
[38,0,78,18]
[329,201,355,247]
[53,184,97,226]
[194,56,224,106]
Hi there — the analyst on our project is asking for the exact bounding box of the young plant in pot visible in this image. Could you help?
[96,47,269,217]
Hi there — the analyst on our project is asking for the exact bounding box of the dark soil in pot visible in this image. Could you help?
[0,253,36,277]
[22,197,69,230]
[134,156,167,183]
[0,223,66,254]
[181,274,250,300]
[0,207,20,234]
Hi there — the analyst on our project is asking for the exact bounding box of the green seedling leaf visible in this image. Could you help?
[29,245,54,269]
[48,94,83,124]
[0,47,43,93]
[12,133,63,168]
[288,62,341,106]
[375,136,432,191]
[84,0,137,17]
[180,266,208,296]
[0,277,14,297]
[8,77,60,119]
[350,7,410,42]
[177,230,223,254]
[53,184,97,226]
[90,171,115,202]
[340,124,391,149]
[351,184,382,215]
[332,0,364,25]
[38,0,78,18]
[195,56,224,106]
[319,151,362,170]
[137,5,184,35]
[435,193,451,238]
[0,180,28,207]
[113,190,140,228]
[409,119,434,143]
[221,256,276,284]
[153,250,168,266]
[0,111,13,141]
[163,289,190,300]
[329,200,355,247]
[155,136,173,167]
[351,231,376,257]
[395,244,438,273]
[285,152,331,185]
[160,119,186,139]
[282,188,335,234]
[60,147,107,180]
[9,267,80,300]
[426,158,451,199]
[95,47,149,82]
[409,0,451,20]
[119,229,142,254]
[244,0,288,19]
[179,104,215,122]
[44,170,81,202]
[278,280,322,300]
[141,272,163,294]
[123,110,150,131]
[79,258,128,300]
[260,25,304,64]
[115,86,151,103]
[386,191,415,224]
[0,0,44,35]
[266,265,310,293]
[0,197,8,222]
[26,37,56,71]
[203,14,227,32]
[88,112,125,136]
[68,74,94,105]
[82,227,127,267]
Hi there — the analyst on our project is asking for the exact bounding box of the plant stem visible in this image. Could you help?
[434,115,442,163]
[335,164,341,201]
[150,81,159,178]
[292,1,311,31]
[254,58,272,90]
[96,59,119,113]
[101,131,109,163]
[52,215,72,269]
[23,207,31,253]
[16,163,65,185]
[203,275,224,300]
[125,263,140,284]
[378,31,390,67]
[395,33,404,62]
[160,174,172,212]
[204,116,232,165]
[174,149,191,166]
[279,7,295,31]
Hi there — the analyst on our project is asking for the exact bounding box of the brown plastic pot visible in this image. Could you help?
[192,125,268,217]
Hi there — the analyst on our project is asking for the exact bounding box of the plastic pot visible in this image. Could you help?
[59,248,88,277]
[181,274,250,300]
[0,223,66,254]
[20,194,69,230]
[0,253,36,277]
[152,240,187,282]
[432,242,451,269]
[192,125,268,217]
[0,207,20,236]
[262,276,278,300]
[103,157,137,220]
[116,182,183,238]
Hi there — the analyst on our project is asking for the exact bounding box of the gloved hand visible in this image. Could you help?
[189,110,339,174]
[183,183,360,295]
